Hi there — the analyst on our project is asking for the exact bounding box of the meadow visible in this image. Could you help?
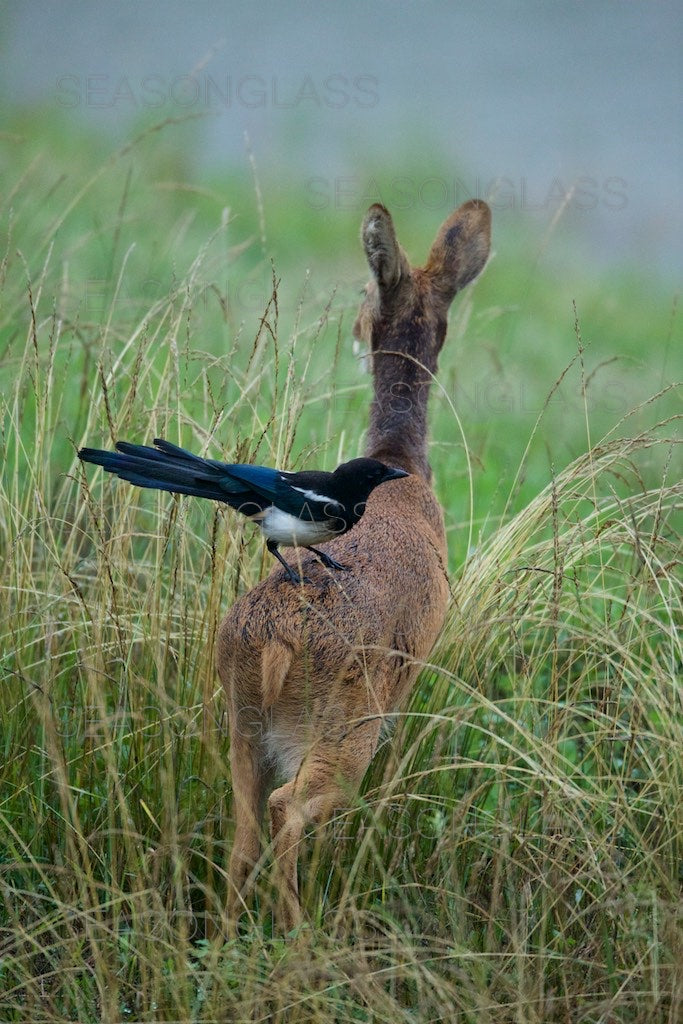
[0,114,680,1022]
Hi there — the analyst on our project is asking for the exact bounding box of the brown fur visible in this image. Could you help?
[216,199,491,931]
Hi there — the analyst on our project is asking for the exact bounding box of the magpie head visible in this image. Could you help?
[334,457,408,488]
[331,457,409,523]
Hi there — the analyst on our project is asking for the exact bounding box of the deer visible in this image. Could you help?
[216,198,492,932]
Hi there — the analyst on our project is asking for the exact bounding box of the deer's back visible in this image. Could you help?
[216,476,449,719]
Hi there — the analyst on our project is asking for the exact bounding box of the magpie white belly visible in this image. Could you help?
[258,506,340,547]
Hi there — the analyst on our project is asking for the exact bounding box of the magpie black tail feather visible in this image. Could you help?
[78,438,242,503]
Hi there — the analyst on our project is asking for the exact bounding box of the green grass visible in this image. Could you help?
[0,113,681,1022]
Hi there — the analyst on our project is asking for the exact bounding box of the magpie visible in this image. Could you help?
[78,438,408,584]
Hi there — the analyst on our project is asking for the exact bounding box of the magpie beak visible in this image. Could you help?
[78,438,409,584]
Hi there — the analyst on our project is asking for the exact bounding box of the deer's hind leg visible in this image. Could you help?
[226,722,274,932]
[224,641,291,932]
[268,714,382,933]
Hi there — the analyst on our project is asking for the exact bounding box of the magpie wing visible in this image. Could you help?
[220,463,286,502]
[224,464,344,522]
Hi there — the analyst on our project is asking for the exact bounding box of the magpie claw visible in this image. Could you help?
[321,555,350,572]
[307,548,350,572]
[280,567,315,586]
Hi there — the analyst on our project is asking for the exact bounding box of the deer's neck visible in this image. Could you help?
[364,330,441,479]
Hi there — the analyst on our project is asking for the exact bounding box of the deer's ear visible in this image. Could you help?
[361,204,410,291]
[425,199,491,307]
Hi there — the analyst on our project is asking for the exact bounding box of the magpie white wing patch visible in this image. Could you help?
[289,486,344,510]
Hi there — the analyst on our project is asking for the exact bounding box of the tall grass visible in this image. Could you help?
[1,121,681,1022]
